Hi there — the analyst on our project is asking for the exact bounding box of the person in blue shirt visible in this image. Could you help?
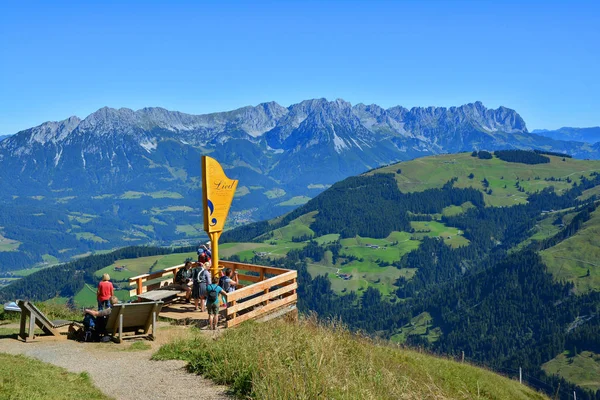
[205,281,227,330]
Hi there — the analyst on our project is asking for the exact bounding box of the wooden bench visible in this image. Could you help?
[105,301,163,343]
[18,300,73,342]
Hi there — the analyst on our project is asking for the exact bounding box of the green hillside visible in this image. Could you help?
[374,152,600,206]
[220,152,600,297]
[542,351,600,392]
[540,208,600,293]
[155,318,547,400]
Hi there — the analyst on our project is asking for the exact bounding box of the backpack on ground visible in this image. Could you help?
[207,284,218,303]
[81,314,96,342]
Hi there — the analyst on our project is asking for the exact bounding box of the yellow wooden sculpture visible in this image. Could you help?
[201,156,238,280]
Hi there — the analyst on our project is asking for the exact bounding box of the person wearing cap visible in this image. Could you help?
[97,273,114,311]
[200,241,212,258]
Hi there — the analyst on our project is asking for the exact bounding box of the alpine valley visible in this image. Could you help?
[3,150,600,399]
[2,99,600,272]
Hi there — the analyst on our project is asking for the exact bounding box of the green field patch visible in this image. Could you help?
[542,351,600,392]
[151,206,194,214]
[120,191,146,199]
[73,284,131,307]
[0,236,21,252]
[176,224,204,237]
[75,232,108,243]
[68,215,93,224]
[578,184,600,201]
[56,196,76,203]
[10,266,47,277]
[236,186,250,197]
[278,196,311,206]
[231,242,306,261]
[150,216,167,225]
[265,211,317,242]
[410,221,468,248]
[442,201,475,217]
[133,224,154,233]
[331,260,416,296]
[93,252,198,281]
[149,190,183,199]
[264,188,286,199]
[513,214,564,251]
[220,243,270,258]
[390,312,442,344]
[541,208,600,293]
[41,254,59,265]
[313,234,341,245]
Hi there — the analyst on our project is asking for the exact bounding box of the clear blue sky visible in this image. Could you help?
[1,0,599,134]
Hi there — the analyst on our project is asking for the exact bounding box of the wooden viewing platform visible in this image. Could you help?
[128,260,298,328]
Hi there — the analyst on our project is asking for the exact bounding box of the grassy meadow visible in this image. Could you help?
[540,208,600,293]
[542,351,600,392]
[390,311,443,344]
[0,354,109,400]
[153,318,547,400]
[373,152,600,206]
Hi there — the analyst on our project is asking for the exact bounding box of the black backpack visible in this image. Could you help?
[207,284,218,303]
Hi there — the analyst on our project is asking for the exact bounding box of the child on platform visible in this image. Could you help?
[205,280,227,330]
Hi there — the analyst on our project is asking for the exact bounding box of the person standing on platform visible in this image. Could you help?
[97,274,114,311]
[192,260,212,311]
[205,281,227,330]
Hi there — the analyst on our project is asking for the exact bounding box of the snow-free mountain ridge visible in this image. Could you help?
[1,98,600,271]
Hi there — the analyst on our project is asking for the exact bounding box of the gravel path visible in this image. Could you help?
[0,323,231,400]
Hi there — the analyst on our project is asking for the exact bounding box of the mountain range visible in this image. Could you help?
[533,126,600,143]
[2,98,600,270]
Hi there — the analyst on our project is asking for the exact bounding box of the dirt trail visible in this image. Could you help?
[0,323,231,400]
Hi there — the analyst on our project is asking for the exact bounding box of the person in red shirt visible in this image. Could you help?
[97,273,114,310]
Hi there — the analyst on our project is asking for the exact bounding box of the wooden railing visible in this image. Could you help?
[220,261,298,328]
[128,260,298,328]
[128,264,184,296]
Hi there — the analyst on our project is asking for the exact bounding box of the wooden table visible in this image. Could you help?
[137,290,181,302]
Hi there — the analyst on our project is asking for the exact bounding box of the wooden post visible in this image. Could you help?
[264,288,270,305]
[519,367,522,384]
[259,268,265,281]
[19,310,27,340]
[151,311,156,340]
[28,314,36,341]
[292,277,297,294]
[118,313,123,344]
[136,277,143,295]
[209,231,222,282]
[461,351,465,363]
